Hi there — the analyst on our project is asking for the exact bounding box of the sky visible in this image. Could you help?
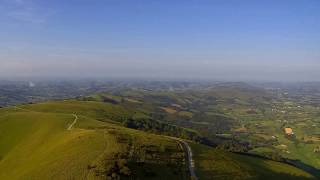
[0,0,319,81]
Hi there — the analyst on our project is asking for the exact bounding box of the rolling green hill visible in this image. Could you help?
[0,100,316,179]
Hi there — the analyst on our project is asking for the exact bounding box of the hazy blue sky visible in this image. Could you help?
[0,0,319,81]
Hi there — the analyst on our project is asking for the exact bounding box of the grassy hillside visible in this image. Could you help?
[191,143,315,180]
[0,105,187,179]
[18,100,133,123]
[0,100,316,179]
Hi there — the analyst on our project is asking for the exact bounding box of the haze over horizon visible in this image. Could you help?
[1,0,319,81]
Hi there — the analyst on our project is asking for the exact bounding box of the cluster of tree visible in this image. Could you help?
[122,117,207,143]
[95,159,131,180]
[101,96,121,104]
[216,140,251,153]
[191,113,235,134]
[264,152,285,162]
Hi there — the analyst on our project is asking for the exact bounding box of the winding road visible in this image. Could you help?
[179,139,198,180]
[14,106,78,131]
[14,106,31,112]
[169,137,198,180]
[67,114,78,130]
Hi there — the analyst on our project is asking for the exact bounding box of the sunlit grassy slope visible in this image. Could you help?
[191,143,315,180]
[0,100,315,179]
[0,102,187,179]
[18,100,133,123]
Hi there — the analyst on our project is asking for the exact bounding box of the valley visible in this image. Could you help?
[0,81,319,179]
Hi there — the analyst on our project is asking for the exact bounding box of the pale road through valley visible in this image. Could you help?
[169,137,198,180]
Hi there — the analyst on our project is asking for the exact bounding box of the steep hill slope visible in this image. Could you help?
[0,106,187,179]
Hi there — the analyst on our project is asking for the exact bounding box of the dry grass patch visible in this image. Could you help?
[160,107,177,114]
